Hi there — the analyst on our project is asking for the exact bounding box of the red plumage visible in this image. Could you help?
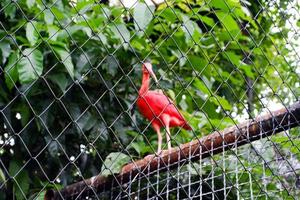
[137,62,192,154]
[137,91,191,130]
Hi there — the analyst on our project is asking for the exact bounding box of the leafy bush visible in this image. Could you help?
[0,0,299,199]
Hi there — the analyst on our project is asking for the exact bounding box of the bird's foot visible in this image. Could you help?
[144,151,163,161]
[156,150,163,157]
[144,149,173,161]
[144,154,156,161]
[156,149,172,157]
[161,149,173,156]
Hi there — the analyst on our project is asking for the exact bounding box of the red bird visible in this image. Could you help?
[137,62,192,155]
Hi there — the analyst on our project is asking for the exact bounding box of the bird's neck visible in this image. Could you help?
[139,72,150,95]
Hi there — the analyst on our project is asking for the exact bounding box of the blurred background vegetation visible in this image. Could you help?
[0,0,299,199]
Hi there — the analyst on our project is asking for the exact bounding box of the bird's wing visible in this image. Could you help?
[143,91,185,121]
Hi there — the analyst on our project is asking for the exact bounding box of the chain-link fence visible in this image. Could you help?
[0,0,300,199]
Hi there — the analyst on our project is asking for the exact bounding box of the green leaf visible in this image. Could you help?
[167,89,176,102]
[131,37,147,51]
[4,52,19,90]
[0,167,5,183]
[111,23,130,44]
[33,191,46,200]
[48,140,59,157]
[48,73,69,92]
[211,95,232,110]
[209,0,240,12]
[44,136,59,157]
[1,0,16,19]
[187,55,209,73]
[0,41,11,63]
[47,25,59,41]
[178,2,191,12]
[9,160,30,200]
[199,16,215,27]
[239,63,255,79]
[44,9,54,25]
[297,20,300,27]
[90,123,108,142]
[181,15,201,41]
[215,11,239,31]
[73,0,94,15]
[159,7,177,23]
[215,11,240,38]
[77,111,97,132]
[96,33,107,45]
[223,51,254,78]
[52,46,74,78]
[68,25,92,37]
[223,51,240,65]
[50,7,66,21]
[9,159,19,179]
[26,21,39,46]
[18,48,43,84]
[111,7,123,23]
[193,78,211,96]
[103,55,119,76]
[101,152,130,177]
[134,2,155,34]
[18,103,31,126]
[26,0,35,8]
[181,15,195,40]
[130,142,142,154]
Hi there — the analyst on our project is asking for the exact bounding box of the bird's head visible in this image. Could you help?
[142,62,158,83]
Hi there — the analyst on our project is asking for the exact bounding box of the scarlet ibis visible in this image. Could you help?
[137,62,192,155]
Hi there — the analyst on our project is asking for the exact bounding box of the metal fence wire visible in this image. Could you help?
[0,0,300,199]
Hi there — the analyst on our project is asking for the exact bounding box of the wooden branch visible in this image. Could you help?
[45,101,300,200]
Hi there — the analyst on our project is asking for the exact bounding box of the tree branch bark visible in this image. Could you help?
[45,101,300,200]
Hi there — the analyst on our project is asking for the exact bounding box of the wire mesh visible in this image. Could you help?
[0,0,300,199]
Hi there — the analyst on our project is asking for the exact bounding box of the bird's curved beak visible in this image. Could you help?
[150,71,158,83]
[143,62,158,83]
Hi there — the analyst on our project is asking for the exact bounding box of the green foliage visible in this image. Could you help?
[17,48,43,84]
[134,2,155,34]
[52,44,75,78]
[0,168,5,184]
[4,52,19,90]
[25,22,39,46]
[0,0,299,199]
[101,152,131,176]
[9,160,30,200]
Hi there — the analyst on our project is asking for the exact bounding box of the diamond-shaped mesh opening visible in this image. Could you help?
[1,0,300,199]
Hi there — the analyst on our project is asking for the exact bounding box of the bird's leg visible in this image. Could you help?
[153,124,162,156]
[144,124,161,161]
[162,115,172,151]
[166,124,171,151]
[157,128,162,155]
